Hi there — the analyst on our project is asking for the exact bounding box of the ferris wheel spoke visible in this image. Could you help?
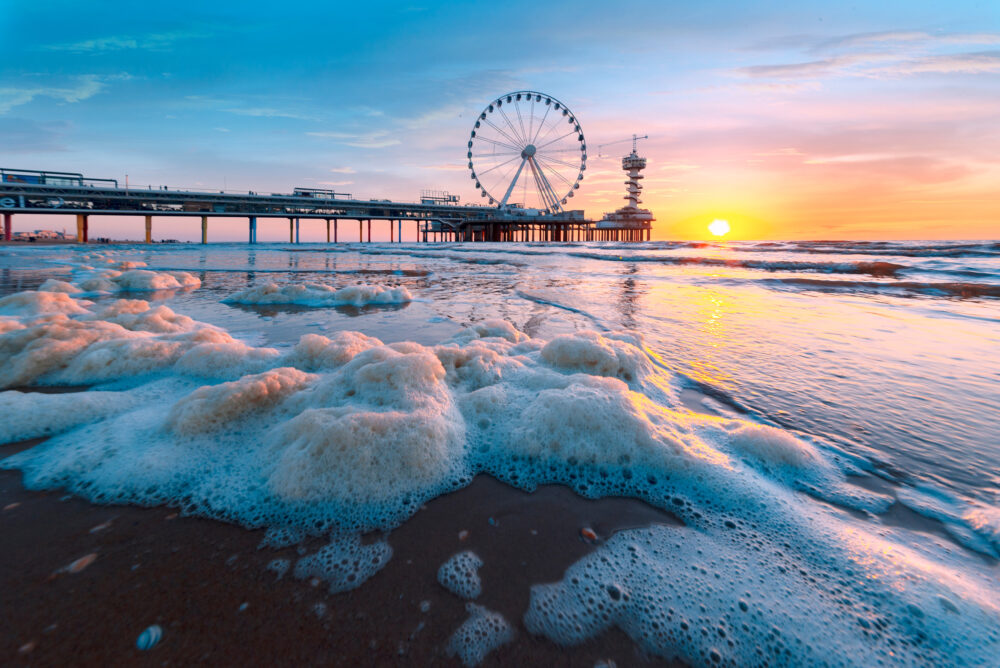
[488,155,524,193]
[528,158,559,212]
[499,158,528,207]
[531,104,552,144]
[475,154,522,178]
[536,129,579,151]
[474,136,522,152]
[473,149,522,161]
[481,118,524,151]
[497,106,527,145]
[535,157,574,188]
[513,101,530,148]
[535,154,580,170]
[527,98,535,145]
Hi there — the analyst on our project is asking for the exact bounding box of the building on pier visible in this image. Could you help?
[594,140,654,242]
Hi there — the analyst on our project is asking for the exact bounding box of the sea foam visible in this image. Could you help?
[222,282,412,307]
[0,291,998,665]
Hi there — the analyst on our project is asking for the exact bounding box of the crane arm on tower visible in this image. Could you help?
[597,134,649,158]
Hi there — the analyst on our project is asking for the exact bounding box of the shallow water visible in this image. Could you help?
[3,240,996,499]
[1,239,998,665]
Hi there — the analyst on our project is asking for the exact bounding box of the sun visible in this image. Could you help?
[708,219,730,237]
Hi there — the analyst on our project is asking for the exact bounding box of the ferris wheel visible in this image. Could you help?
[468,91,586,213]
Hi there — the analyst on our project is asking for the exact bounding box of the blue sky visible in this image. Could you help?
[3,0,999,239]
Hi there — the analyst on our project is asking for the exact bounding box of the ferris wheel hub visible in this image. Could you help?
[521,144,537,158]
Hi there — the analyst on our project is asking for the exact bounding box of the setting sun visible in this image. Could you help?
[708,219,731,237]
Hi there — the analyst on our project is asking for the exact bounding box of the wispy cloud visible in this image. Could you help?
[737,30,1000,81]
[329,167,356,174]
[42,29,207,53]
[307,131,401,149]
[419,163,467,171]
[0,73,128,114]
[223,107,317,121]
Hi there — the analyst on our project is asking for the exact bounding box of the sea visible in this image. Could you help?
[1,239,998,666]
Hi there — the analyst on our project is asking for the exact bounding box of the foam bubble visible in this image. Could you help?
[437,551,483,599]
[293,534,392,593]
[446,603,514,667]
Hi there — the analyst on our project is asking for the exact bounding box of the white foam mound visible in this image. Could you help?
[38,279,82,294]
[0,296,277,388]
[446,603,514,667]
[282,331,383,371]
[266,344,466,505]
[292,534,392,593]
[75,269,201,293]
[166,368,314,435]
[0,291,91,318]
[437,551,483,599]
[540,330,651,383]
[0,390,133,444]
[222,282,412,307]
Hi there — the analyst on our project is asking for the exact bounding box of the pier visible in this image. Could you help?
[0,170,645,244]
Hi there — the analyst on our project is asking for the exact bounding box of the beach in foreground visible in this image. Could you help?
[1,240,998,666]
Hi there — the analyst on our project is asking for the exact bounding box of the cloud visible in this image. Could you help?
[222,107,317,121]
[737,50,1000,80]
[0,74,127,114]
[736,30,1000,81]
[329,167,356,174]
[307,131,401,148]
[420,163,468,171]
[42,29,207,53]
[317,181,353,187]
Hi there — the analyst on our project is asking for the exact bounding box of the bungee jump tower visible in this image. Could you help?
[595,134,654,241]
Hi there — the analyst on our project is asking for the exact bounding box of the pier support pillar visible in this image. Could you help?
[398,219,402,243]
[367,219,371,243]
[334,219,338,243]
[390,220,394,243]
[295,217,300,244]
[289,218,294,243]
[2,213,11,241]
[76,214,88,243]
[201,216,208,244]
[249,216,257,244]
[358,219,362,242]
[145,215,152,243]
[326,219,330,243]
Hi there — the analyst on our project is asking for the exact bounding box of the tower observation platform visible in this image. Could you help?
[595,135,654,241]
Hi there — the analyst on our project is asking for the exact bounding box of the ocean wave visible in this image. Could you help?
[564,252,908,276]
[765,277,1000,299]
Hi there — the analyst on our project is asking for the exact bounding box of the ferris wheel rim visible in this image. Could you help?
[467,90,586,213]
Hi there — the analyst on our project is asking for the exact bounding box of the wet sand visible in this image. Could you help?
[1,437,682,666]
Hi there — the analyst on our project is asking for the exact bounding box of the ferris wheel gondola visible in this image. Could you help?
[467,91,586,213]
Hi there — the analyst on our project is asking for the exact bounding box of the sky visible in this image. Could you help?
[2,0,999,241]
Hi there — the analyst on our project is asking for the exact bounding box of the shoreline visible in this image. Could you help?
[1,449,681,666]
